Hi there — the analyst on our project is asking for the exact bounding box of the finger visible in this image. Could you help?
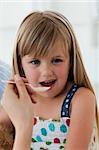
[14,74,30,100]
[8,77,27,84]
[21,77,34,95]
[6,78,24,96]
[21,77,28,83]
[26,85,34,95]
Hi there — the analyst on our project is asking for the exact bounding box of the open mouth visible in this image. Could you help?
[40,79,56,87]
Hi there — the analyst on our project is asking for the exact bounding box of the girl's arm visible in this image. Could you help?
[1,74,34,150]
[13,124,33,150]
[65,87,96,150]
[0,107,32,150]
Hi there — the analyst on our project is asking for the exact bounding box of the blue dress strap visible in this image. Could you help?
[61,84,79,118]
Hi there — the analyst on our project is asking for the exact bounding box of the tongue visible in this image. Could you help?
[40,81,55,87]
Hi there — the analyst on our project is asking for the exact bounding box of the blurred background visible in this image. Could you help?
[0,0,99,105]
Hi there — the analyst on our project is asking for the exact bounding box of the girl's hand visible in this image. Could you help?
[1,74,34,132]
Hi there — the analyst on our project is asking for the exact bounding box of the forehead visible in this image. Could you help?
[47,38,68,57]
[28,37,69,59]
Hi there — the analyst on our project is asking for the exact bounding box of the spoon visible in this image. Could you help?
[1,80,50,92]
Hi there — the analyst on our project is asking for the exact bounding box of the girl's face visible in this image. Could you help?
[22,38,70,98]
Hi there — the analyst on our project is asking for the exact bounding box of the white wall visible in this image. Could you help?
[0,0,99,103]
[0,1,34,65]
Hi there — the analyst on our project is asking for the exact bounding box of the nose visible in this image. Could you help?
[40,62,54,77]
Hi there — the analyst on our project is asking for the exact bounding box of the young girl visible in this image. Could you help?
[0,11,98,150]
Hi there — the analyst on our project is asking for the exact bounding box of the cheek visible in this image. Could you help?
[24,68,40,83]
[55,64,69,80]
[58,70,68,81]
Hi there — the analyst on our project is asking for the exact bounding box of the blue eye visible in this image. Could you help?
[52,58,63,64]
[30,59,40,65]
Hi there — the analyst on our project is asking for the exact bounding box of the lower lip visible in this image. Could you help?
[46,81,56,91]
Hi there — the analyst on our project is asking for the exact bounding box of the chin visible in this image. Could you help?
[38,92,55,99]
[41,91,61,98]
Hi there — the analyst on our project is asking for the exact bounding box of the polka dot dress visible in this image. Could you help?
[31,117,69,150]
[30,84,98,150]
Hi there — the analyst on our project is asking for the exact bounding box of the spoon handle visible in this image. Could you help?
[1,80,50,92]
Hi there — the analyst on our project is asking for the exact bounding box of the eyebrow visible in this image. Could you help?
[53,55,64,58]
[28,55,65,60]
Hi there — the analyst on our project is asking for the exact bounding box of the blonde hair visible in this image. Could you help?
[12,11,99,134]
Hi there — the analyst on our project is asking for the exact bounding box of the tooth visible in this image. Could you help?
[45,80,53,83]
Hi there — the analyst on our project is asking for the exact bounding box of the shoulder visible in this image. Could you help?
[70,86,96,127]
[71,87,96,111]
[70,86,96,129]
[76,86,95,98]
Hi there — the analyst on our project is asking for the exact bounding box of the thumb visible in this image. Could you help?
[14,74,29,100]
